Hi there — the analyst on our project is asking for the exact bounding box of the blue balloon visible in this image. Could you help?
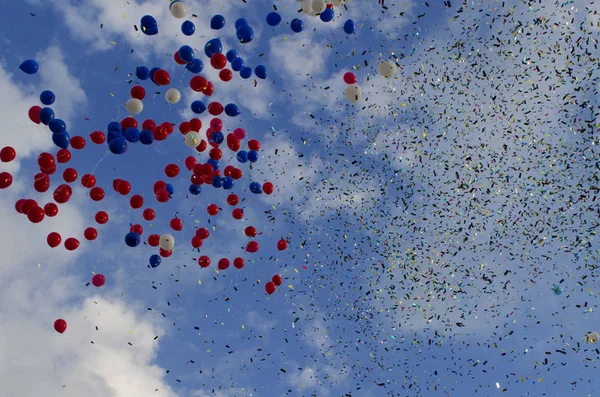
[343,19,355,34]
[166,183,174,195]
[186,59,204,74]
[125,232,141,247]
[211,131,224,145]
[19,59,38,75]
[236,150,248,163]
[235,18,249,29]
[139,129,154,145]
[207,159,220,170]
[52,132,70,149]
[107,130,123,143]
[48,118,66,134]
[204,38,222,58]
[109,138,127,154]
[226,49,240,63]
[179,45,194,62]
[222,176,234,190]
[149,254,162,268]
[191,100,206,114]
[181,20,196,36]
[149,67,160,85]
[211,14,225,30]
[39,107,55,125]
[291,18,304,33]
[136,66,150,80]
[189,184,201,195]
[40,90,55,106]
[107,121,122,133]
[266,12,282,27]
[124,127,140,143]
[240,66,252,79]
[254,65,267,79]
[231,57,245,72]
[141,15,158,36]
[249,181,262,194]
[211,176,223,188]
[236,24,254,43]
[225,103,241,117]
[320,8,334,22]
[248,150,259,163]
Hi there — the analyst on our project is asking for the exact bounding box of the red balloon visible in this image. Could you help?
[210,118,223,131]
[33,173,50,193]
[20,199,38,215]
[178,121,191,134]
[47,232,62,248]
[92,274,105,287]
[27,206,45,223]
[44,202,58,217]
[131,85,146,100]
[159,248,172,258]
[117,180,131,195]
[40,163,57,176]
[191,236,203,248]
[207,204,219,216]
[14,199,26,214]
[262,182,274,195]
[218,258,230,270]
[277,239,289,251]
[272,274,283,286]
[153,180,167,193]
[189,118,202,132]
[38,153,55,169]
[233,257,244,269]
[230,168,243,180]
[202,81,214,96]
[90,186,105,201]
[84,227,98,241]
[246,241,259,253]
[265,281,276,295]
[70,136,86,150]
[29,106,42,124]
[121,117,138,130]
[210,53,227,70]
[165,164,180,178]
[209,147,222,160]
[53,184,73,204]
[154,69,171,86]
[148,234,160,247]
[195,140,207,152]
[0,146,16,162]
[244,226,257,238]
[174,51,187,65]
[219,69,233,82]
[226,135,241,152]
[130,224,143,235]
[170,218,183,231]
[155,189,170,203]
[196,228,210,239]
[184,156,196,171]
[62,168,78,183]
[90,131,106,144]
[143,208,155,221]
[0,172,13,189]
[142,119,156,131]
[343,72,357,85]
[233,128,246,140]
[153,126,168,141]
[232,208,244,220]
[54,319,67,334]
[190,173,203,185]
[130,194,144,209]
[198,255,210,268]
[95,211,109,224]
[248,139,260,151]
[65,237,80,251]
[81,174,96,188]
[207,102,223,116]
[162,122,174,135]
[190,76,208,92]
[112,179,122,191]
[227,194,239,206]
[56,149,71,164]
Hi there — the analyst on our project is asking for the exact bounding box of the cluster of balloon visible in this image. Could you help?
[0,146,16,189]
[341,59,397,103]
[296,0,347,24]
[265,274,283,294]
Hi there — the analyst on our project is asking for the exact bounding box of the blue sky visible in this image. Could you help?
[0,0,599,396]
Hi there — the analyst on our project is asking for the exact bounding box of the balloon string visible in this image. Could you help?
[14,224,35,248]
[87,150,111,182]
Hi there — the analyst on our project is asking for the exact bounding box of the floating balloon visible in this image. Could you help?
[218,258,230,270]
[266,12,282,27]
[254,65,267,79]
[0,147,16,162]
[40,90,56,106]
[198,255,210,268]
[345,84,362,103]
[186,59,204,74]
[184,131,201,148]
[165,88,181,104]
[263,182,274,195]
[378,60,397,79]
[64,237,80,251]
[224,103,241,117]
[211,15,225,30]
[125,232,141,247]
[20,59,38,74]
[343,72,357,84]
[235,18,249,29]
[39,107,55,125]
[136,66,150,80]
[179,45,194,62]
[291,19,304,33]
[29,106,42,124]
[149,254,162,268]
[265,281,276,295]
[585,331,600,343]
[231,57,245,72]
[277,239,289,251]
[159,234,175,250]
[240,66,252,79]
[84,227,98,241]
[141,15,158,35]
[210,53,227,70]
[47,232,62,248]
[226,49,240,62]
[181,20,195,35]
[320,7,334,22]
[109,138,127,154]
[52,132,70,149]
[92,274,105,287]
[204,38,223,58]
[236,24,254,43]
[272,274,283,286]
[125,98,143,115]
[170,1,187,19]
[343,19,355,34]
[54,319,67,334]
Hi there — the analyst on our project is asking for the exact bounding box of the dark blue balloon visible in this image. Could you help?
[211,176,223,188]
[19,59,38,75]
[222,176,234,190]
[136,66,150,80]
[207,159,220,170]
[48,118,66,134]
[231,57,245,72]
[39,107,55,125]
[125,232,141,247]
[109,138,127,154]
[254,65,267,79]
[211,131,224,145]
[139,129,154,145]
[266,12,282,27]
[236,150,248,163]
[236,24,254,43]
[191,100,206,114]
[240,66,252,79]
[107,130,123,143]
[107,121,122,133]
[248,150,259,163]
[226,49,240,63]
[141,15,158,35]
[181,20,196,36]
[186,59,204,74]
[225,103,241,117]
[291,18,304,33]
[204,38,223,58]
[235,18,249,29]
[179,45,194,62]
[166,183,174,195]
[249,181,262,194]
[149,67,160,85]
[189,184,201,195]
[149,254,161,268]
[211,14,225,30]
[343,19,355,34]
[40,90,55,106]
[320,8,334,22]
[52,132,70,149]
[124,127,140,143]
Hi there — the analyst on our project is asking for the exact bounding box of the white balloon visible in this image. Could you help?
[585,331,600,343]
[165,88,181,104]
[184,131,200,148]
[160,234,175,251]
[125,98,143,115]
[300,0,313,14]
[345,85,362,103]
[170,1,187,19]
[312,0,326,13]
[378,60,397,79]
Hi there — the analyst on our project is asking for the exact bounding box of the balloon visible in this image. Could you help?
[125,98,143,115]
[343,72,357,84]
[124,127,140,143]
[210,131,224,145]
[224,103,241,117]
[235,18,249,29]
[95,211,109,224]
[211,176,223,188]
[265,281,276,294]
[231,57,245,72]
[320,7,334,22]
[28,106,42,124]
[84,227,98,241]
[116,180,131,195]
[233,128,246,140]
[219,69,233,82]
[207,102,223,116]
[181,20,195,35]
[209,147,222,160]
[190,76,208,92]
[64,237,80,251]
[312,0,326,13]
[345,84,362,103]
[246,241,259,253]
[69,136,85,150]
[236,24,254,43]
[249,181,262,194]
[159,234,175,250]
[0,147,16,162]
[198,255,210,268]
[186,58,204,74]
[170,1,187,18]
[263,182,274,195]
[232,208,243,220]
[108,121,122,132]
[210,53,227,70]
[277,239,289,251]
[204,38,222,58]
[147,234,159,247]
[44,203,58,217]
[272,274,283,286]
[136,66,150,80]
[179,45,194,62]
[56,149,71,163]
[191,100,206,114]
[211,14,225,30]
[184,132,201,148]
[266,12,282,26]
[222,176,234,190]
[62,168,77,183]
[139,129,154,145]
[149,254,162,268]
[20,59,38,74]
[233,257,244,269]
[49,118,67,134]
[226,49,240,62]
[378,60,397,79]
[39,107,55,125]
[54,319,67,333]
[165,88,181,104]
[92,274,105,287]
[131,85,145,100]
[247,150,259,163]
[218,258,230,270]
[240,66,252,79]
[291,18,304,33]
[244,226,257,237]
[207,204,219,216]
[254,65,267,79]
[153,69,171,85]
[52,132,70,149]
[248,139,260,151]
[343,19,355,34]
[196,228,210,239]
[109,138,128,154]
[130,194,144,209]
[90,187,105,201]
[47,232,62,248]
[40,90,56,105]
[189,184,201,195]
[140,15,158,35]
[155,188,170,202]
[586,331,600,343]
[27,206,44,223]
[125,232,141,247]
[34,173,50,192]
[237,150,248,163]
